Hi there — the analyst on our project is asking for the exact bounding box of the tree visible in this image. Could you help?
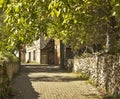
[47,0,120,53]
[1,0,120,54]
[0,8,10,51]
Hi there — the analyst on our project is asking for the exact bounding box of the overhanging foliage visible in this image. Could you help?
[0,0,120,53]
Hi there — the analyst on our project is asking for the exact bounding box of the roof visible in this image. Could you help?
[40,37,51,49]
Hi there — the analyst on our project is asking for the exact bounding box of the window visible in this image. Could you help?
[29,52,31,61]
[33,50,36,60]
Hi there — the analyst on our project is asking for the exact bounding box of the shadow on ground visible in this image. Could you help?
[10,64,100,99]
[23,64,67,73]
[23,64,87,82]
[10,66,40,99]
[29,75,85,82]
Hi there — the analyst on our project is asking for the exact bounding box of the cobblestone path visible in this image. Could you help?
[11,65,102,99]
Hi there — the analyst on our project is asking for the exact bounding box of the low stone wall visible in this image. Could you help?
[5,62,19,81]
[66,59,74,72]
[67,54,120,97]
[0,61,19,98]
[97,55,120,97]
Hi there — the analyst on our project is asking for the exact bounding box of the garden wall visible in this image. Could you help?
[0,60,19,98]
[67,54,120,98]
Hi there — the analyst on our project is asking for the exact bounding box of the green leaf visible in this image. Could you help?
[0,4,2,8]
[15,6,19,12]
[0,0,4,8]
[110,0,115,5]
[74,19,77,24]
[50,10,54,17]
[0,0,4,4]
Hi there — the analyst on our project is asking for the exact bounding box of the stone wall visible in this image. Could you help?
[0,61,19,98]
[5,62,20,81]
[97,54,120,97]
[67,54,120,97]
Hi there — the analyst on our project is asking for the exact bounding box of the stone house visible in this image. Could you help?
[21,37,73,66]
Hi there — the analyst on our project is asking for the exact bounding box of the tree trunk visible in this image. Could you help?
[60,41,65,68]
[19,48,21,66]
[105,32,110,53]
[105,16,118,54]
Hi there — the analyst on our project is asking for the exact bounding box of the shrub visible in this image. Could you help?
[0,51,18,63]
[0,51,19,99]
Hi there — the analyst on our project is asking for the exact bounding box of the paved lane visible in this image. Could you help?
[11,65,102,99]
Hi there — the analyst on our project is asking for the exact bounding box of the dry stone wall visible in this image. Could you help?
[97,54,120,97]
[0,61,19,98]
[5,62,19,81]
[67,54,120,97]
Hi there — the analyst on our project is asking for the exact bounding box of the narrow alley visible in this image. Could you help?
[10,64,102,99]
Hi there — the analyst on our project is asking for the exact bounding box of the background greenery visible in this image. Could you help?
[0,0,120,54]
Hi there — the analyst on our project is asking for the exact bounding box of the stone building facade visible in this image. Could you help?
[25,39,41,63]
[24,38,67,65]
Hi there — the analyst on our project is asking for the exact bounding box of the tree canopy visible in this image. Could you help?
[0,0,120,53]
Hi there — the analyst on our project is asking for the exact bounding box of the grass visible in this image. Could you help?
[73,72,89,80]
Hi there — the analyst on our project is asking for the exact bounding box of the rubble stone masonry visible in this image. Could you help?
[67,54,120,97]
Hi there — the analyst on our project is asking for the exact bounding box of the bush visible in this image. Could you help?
[0,51,18,63]
[0,51,19,99]
[0,52,8,62]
